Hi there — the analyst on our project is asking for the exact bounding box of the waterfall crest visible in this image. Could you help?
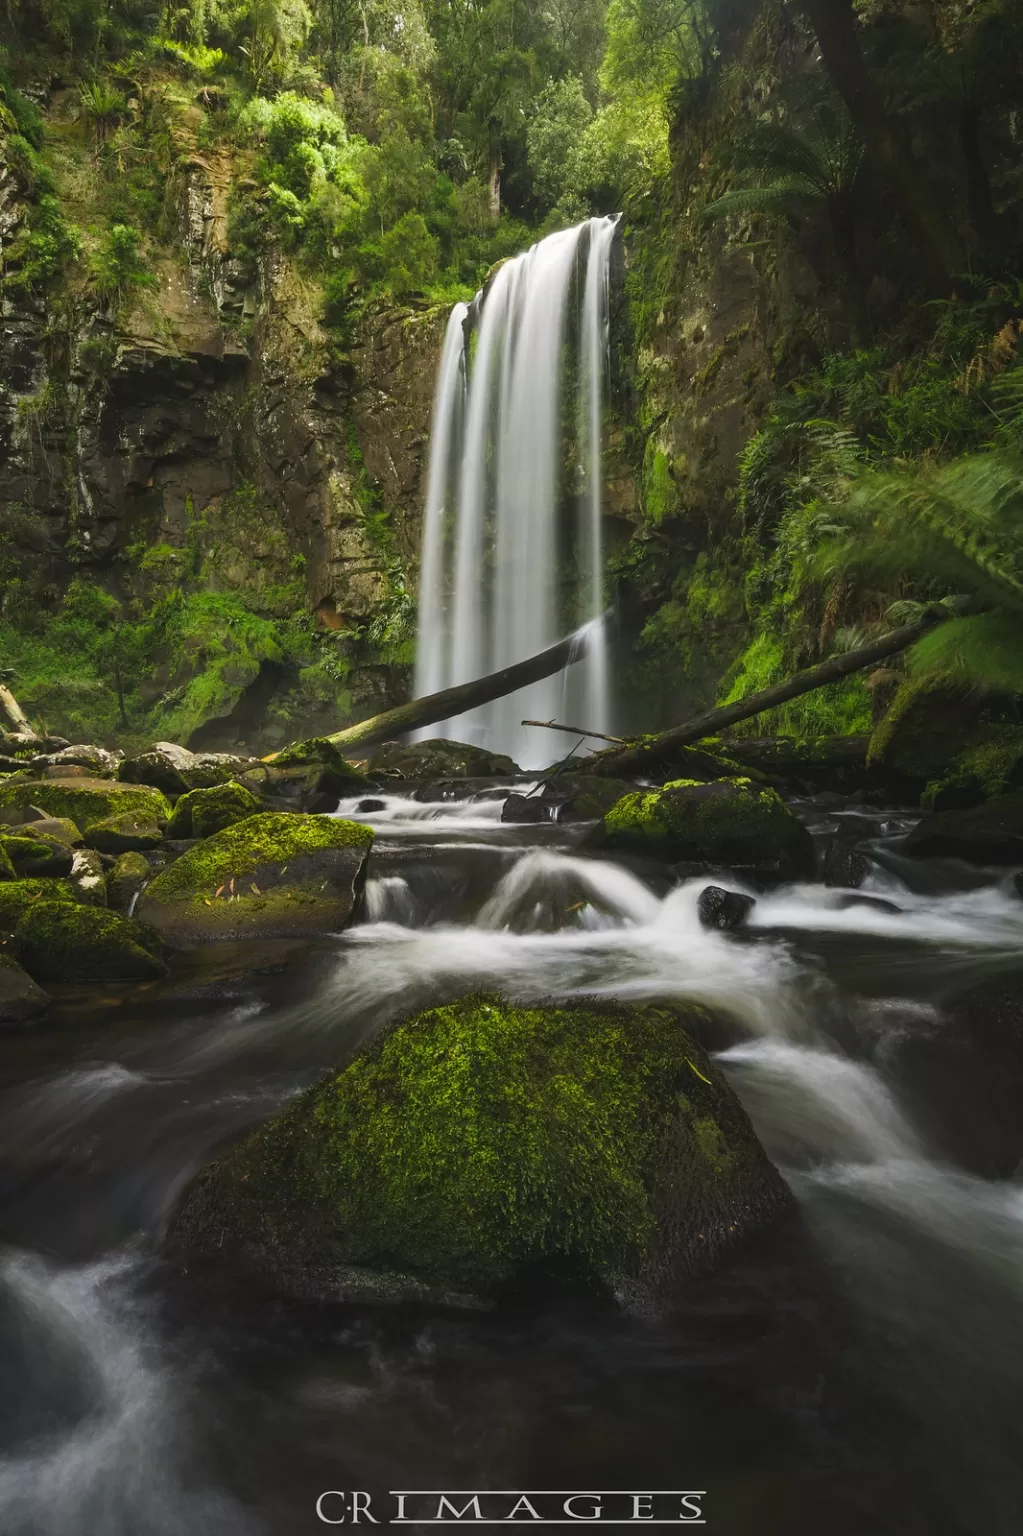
[413,216,617,768]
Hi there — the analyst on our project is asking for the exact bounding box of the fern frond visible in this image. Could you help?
[703,180,816,222]
[816,452,1023,614]
[908,611,1023,691]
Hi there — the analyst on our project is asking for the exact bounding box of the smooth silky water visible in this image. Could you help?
[1,788,1023,1534]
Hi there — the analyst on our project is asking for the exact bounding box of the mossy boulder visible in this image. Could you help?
[0,842,13,881]
[601,777,814,877]
[84,812,164,854]
[903,790,1023,863]
[0,833,74,878]
[107,851,153,913]
[136,811,374,946]
[167,997,789,1304]
[0,777,171,831]
[717,735,870,794]
[18,816,83,847]
[0,951,49,1024]
[868,676,999,786]
[14,902,168,983]
[165,781,262,840]
[0,879,86,929]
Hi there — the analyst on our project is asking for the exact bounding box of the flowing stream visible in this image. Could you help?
[413,218,617,767]
[1,789,1023,1533]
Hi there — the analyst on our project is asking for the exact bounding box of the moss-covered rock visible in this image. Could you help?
[84,812,164,854]
[0,950,49,1023]
[167,996,789,1303]
[0,878,86,929]
[14,902,168,983]
[601,777,814,876]
[19,816,83,847]
[868,676,994,785]
[903,790,1023,863]
[107,851,153,913]
[165,781,262,840]
[0,777,171,831]
[0,842,14,881]
[136,812,374,946]
[0,833,74,878]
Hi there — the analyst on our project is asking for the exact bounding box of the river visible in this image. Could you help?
[1,785,1021,1535]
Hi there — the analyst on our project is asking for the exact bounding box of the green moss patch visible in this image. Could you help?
[169,996,788,1302]
[603,776,814,877]
[14,902,168,982]
[0,778,171,831]
[165,781,262,840]
[0,878,86,929]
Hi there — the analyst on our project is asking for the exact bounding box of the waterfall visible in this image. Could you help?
[413,216,617,768]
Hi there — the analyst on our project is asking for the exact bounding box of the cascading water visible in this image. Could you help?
[413,216,618,768]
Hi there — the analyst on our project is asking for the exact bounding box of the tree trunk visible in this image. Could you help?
[959,102,998,255]
[591,612,948,776]
[800,0,958,291]
[327,623,600,753]
[0,682,38,740]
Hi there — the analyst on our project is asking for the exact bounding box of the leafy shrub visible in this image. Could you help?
[90,224,157,307]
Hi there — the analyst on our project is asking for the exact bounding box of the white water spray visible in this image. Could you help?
[413,217,618,767]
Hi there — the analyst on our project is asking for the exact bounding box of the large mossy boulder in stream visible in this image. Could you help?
[136,812,373,946]
[600,778,814,877]
[13,902,168,982]
[0,777,171,831]
[867,676,1023,803]
[168,997,790,1305]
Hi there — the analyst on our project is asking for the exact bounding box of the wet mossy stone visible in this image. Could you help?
[84,813,164,854]
[601,778,814,878]
[107,851,152,913]
[903,790,1023,864]
[19,816,83,847]
[0,777,171,831]
[13,902,168,983]
[868,676,996,786]
[0,842,14,881]
[0,951,49,1023]
[717,736,870,794]
[136,812,374,946]
[165,781,262,840]
[167,997,790,1305]
[0,879,86,929]
[118,744,259,796]
[0,833,74,878]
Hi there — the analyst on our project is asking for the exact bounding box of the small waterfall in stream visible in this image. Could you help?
[414,216,618,768]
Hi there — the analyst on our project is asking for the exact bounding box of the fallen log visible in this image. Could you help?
[326,620,602,753]
[592,609,952,777]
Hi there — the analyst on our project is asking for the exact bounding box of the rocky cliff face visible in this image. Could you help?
[0,133,446,750]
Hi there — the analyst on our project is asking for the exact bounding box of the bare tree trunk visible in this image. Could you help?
[800,0,958,291]
[326,622,600,753]
[592,612,948,776]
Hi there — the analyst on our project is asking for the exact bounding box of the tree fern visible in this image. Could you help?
[816,451,1023,688]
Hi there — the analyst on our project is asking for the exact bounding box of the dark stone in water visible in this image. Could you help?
[697,885,756,931]
[820,836,869,888]
[356,798,387,813]
[501,793,547,824]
